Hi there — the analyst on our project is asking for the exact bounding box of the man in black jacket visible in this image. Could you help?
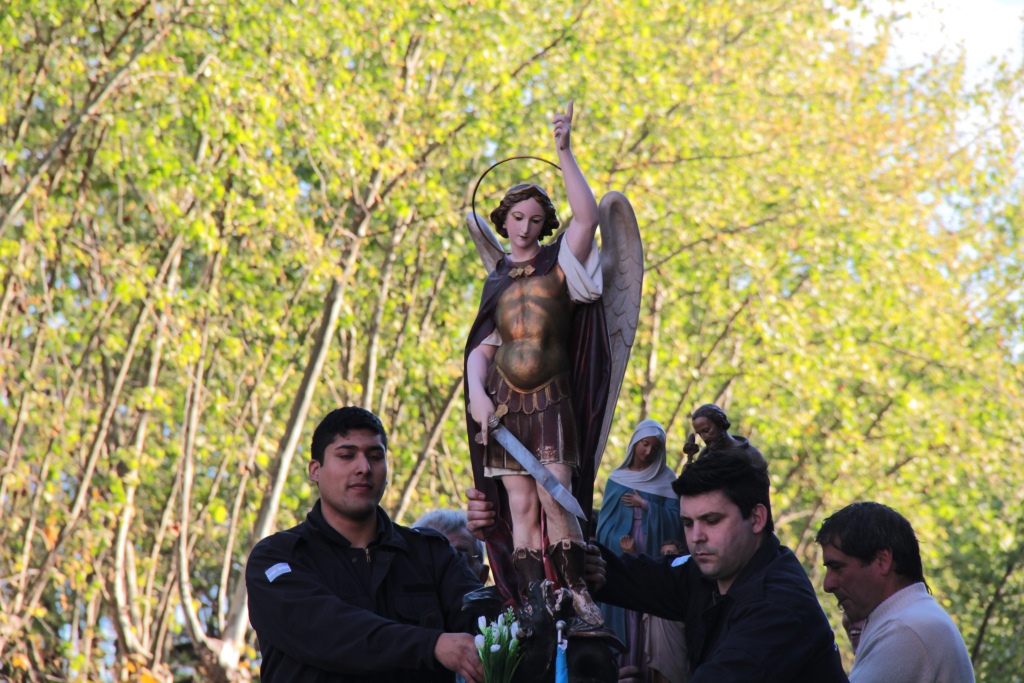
[583,451,849,683]
[246,406,485,683]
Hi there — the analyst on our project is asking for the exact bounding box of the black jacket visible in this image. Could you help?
[246,500,484,683]
[597,533,849,683]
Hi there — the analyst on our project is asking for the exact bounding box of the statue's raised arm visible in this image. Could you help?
[555,101,600,263]
[462,102,643,638]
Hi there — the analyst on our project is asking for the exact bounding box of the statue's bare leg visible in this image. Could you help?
[537,464,603,626]
[535,463,583,543]
[501,474,546,588]
[502,474,543,548]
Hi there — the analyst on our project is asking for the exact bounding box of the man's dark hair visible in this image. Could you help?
[672,451,774,533]
[692,404,731,431]
[310,406,388,464]
[815,502,926,586]
[489,183,560,240]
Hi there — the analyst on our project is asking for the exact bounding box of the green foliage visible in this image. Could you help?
[0,0,1021,679]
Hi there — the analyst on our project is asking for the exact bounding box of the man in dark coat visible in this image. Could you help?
[246,407,485,683]
[584,451,849,683]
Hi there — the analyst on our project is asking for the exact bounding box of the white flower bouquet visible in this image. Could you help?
[475,608,524,683]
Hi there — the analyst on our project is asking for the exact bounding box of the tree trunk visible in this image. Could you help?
[393,377,463,523]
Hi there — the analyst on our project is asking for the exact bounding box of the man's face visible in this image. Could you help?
[680,489,765,593]
[821,541,888,622]
[692,416,720,446]
[309,429,387,524]
[445,527,489,584]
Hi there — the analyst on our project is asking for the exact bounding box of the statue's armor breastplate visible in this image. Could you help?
[493,264,573,391]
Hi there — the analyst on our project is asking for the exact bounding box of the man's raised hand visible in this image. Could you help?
[584,543,607,593]
[465,488,496,541]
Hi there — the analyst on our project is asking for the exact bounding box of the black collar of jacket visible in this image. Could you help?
[304,499,411,554]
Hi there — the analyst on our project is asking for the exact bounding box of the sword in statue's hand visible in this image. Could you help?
[486,414,587,521]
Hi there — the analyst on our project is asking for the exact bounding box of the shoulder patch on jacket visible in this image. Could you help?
[265,562,292,582]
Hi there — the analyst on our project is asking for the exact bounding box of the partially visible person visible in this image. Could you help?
[816,502,975,683]
[842,613,866,655]
[580,451,849,682]
[688,404,765,467]
[414,509,490,585]
[643,540,689,683]
[657,540,687,559]
[596,419,683,677]
[246,406,485,683]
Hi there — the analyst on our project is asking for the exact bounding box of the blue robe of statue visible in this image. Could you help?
[595,420,683,651]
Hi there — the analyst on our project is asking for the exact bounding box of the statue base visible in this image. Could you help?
[466,580,622,683]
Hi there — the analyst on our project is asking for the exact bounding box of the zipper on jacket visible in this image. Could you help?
[365,547,372,563]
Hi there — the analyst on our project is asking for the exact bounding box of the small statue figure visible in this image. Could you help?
[463,101,642,636]
[688,404,766,467]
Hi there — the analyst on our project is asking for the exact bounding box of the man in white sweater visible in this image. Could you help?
[815,502,974,683]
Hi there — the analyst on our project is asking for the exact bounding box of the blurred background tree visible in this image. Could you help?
[1,0,1021,679]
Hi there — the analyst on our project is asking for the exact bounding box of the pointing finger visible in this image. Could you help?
[566,99,574,122]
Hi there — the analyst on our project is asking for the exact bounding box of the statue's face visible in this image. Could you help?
[632,436,659,469]
[692,416,720,445]
[505,197,546,253]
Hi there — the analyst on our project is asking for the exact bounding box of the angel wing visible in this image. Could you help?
[594,191,644,472]
[466,211,506,274]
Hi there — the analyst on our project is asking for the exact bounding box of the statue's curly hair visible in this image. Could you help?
[489,183,560,240]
